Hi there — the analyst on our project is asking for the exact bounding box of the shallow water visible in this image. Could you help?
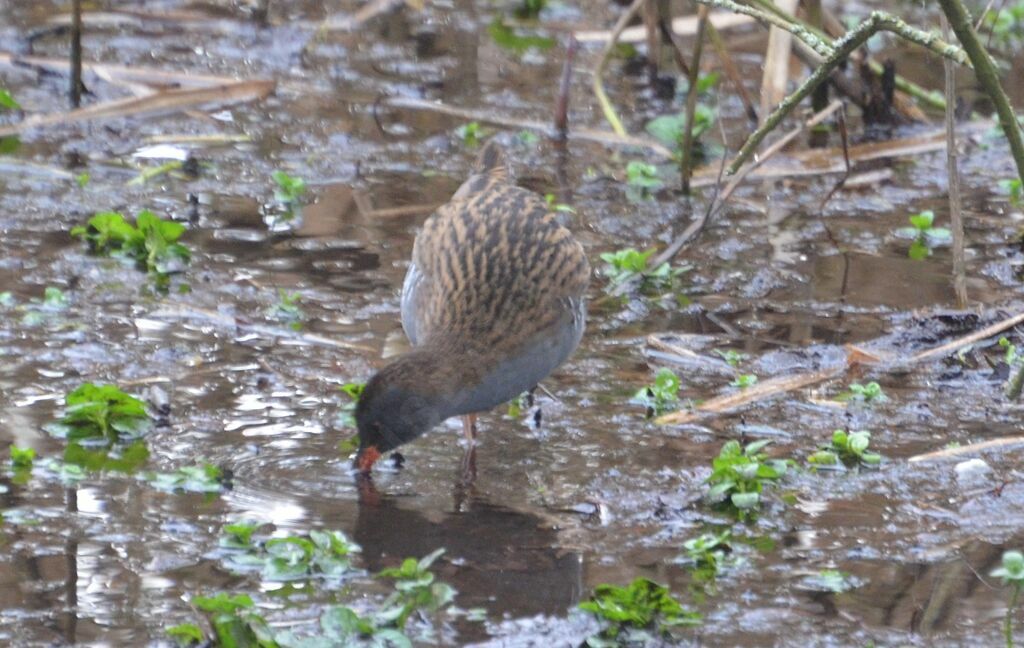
[2,0,1024,646]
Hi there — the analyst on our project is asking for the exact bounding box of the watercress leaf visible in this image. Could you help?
[730,492,760,509]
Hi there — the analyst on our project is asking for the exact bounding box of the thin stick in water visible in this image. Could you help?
[680,6,709,194]
[554,36,577,141]
[942,14,968,308]
[70,0,82,108]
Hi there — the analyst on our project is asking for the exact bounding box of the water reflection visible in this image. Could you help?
[354,483,583,625]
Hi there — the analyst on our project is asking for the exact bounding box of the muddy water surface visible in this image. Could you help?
[2,0,1024,646]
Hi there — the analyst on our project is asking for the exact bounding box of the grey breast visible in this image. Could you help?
[448,294,586,416]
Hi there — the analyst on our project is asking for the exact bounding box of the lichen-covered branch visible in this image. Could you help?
[937,0,1024,185]
[725,11,969,174]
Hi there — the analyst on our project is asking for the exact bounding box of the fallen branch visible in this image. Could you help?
[909,310,1024,364]
[0,79,275,137]
[909,436,1024,462]
[656,367,844,424]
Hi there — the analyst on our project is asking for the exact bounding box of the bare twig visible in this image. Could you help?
[942,15,968,308]
[593,0,646,136]
[680,7,709,194]
[704,20,756,122]
[657,16,691,77]
[554,36,577,141]
[70,0,82,108]
[817,103,850,210]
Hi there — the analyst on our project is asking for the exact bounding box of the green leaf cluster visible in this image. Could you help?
[599,247,687,294]
[580,578,700,645]
[272,171,307,204]
[71,210,190,282]
[807,430,882,469]
[377,548,455,629]
[222,526,361,582]
[44,383,152,442]
[631,367,680,417]
[706,440,789,515]
[143,463,225,493]
[896,210,951,260]
[488,17,554,54]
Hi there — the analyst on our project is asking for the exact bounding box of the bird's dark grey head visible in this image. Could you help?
[353,353,450,472]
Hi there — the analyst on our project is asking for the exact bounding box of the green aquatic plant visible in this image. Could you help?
[9,446,35,469]
[75,172,90,188]
[64,440,150,474]
[714,349,745,367]
[272,170,307,205]
[337,382,365,431]
[21,286,70,326]
[190,593,276,648]
[808,429,882,469]
[993,550,1024,648]
[801,569,858,593]
[1000,337,1020,366]
[897,209,951,260]
[544,193,576,214]
[275,605,413,648]
[270,289,304,330]
[983,2,1024,49]
[0,87,19,110]
[222,526,360,582]
[835,381,887,403]
[580,577,700,645]
[44,383,152,442]
[71,210,190,287]
[624,161,662,201]
[377,548,455,630]
[142,463,225,493]
[1002,178,1023,207]
[488,17,554,54]
[706,439,789,516]
[632,367,681,417]
[677,531,738,584]
[455,121,484,147]
[730,374,758,389]
[645,103,716,158]
[599,248,687,295]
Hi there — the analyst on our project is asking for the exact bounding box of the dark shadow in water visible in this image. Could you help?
[353,476,582,636]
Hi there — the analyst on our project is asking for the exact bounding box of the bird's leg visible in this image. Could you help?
[461,414,478,443]
[459,443,477,487]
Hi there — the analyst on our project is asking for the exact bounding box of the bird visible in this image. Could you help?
[353,140,590,474]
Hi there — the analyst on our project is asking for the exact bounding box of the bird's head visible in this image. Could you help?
[353,351,450,473]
